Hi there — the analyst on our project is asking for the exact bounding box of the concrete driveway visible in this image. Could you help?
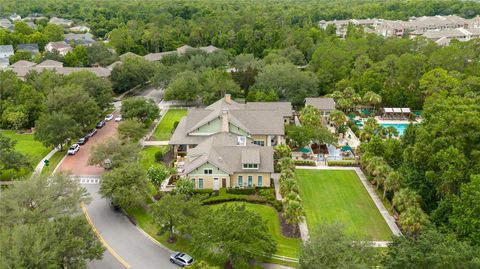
[59,112,119,176]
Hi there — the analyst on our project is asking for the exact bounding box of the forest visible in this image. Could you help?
[0,0,480,268]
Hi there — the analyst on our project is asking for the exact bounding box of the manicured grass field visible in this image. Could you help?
[151,109,187,141]
[139,146,169,170]
[211,202,301,257]
[296,169,392,240]
[1,130,51,179]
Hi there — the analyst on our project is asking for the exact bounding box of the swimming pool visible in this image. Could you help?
[380,123,410,136]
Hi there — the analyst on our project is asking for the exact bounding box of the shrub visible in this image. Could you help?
[193,189,216,197]
[293,160,316,166]
[327,160,358,167]
[226,188,256,195]
[172,121,179,131]
[202,195,267,205]
[154,150,164,162]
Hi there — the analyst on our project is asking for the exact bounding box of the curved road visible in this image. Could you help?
[58,110,177,269]
[84,183,176,269]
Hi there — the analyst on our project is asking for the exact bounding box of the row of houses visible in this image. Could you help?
[319,15,480,45]
[1,13,90,33]
[143,44,219,62]
[169,94,336,190]
[4,59,110,78]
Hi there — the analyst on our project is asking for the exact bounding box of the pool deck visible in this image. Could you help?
[375,117,421,124]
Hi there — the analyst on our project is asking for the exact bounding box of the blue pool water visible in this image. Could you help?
[380,123,409,136]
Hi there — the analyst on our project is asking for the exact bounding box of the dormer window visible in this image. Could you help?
[243,163,258,169]
[204,169,213,174]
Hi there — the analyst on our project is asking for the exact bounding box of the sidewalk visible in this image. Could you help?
[33,146,60,176]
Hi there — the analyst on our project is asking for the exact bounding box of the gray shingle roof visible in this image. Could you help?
[0,45,14,54]
[305,97,336,110]
[37,60,63,67]
[143,51,176,61]
[17,43,39,53]
[10,66,111,78]
[182,132,273,175]
[10,60,36,68]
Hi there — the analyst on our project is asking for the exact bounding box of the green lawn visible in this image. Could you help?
[139,146,169,170]
[211,202,301,257]
[296,169,392,240]
[151,109,187,141]
[41,151,67,176]
[1,130,51,180]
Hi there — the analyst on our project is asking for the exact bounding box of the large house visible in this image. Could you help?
[179,132,273,190]
[45,41,73,56]
[65,33,95,46]
[0,45,14,59]
[170,94,291,157]
[17,43,40,55]
[49,17,73,27]
[304,97,336,120]
[9,59,111,79]
[169,94,291,189]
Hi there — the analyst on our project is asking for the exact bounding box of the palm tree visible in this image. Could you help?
[280,178,298,197]
[300,105,321,127]
[392,188,421,213]
[283,199,305,226]
[384,171,401,199]
[362,91,382,111]
[278,157,295,173]
[329,110,346,131]
[279,169,295,182]
[373,164,390,190]
[364,156,383,175]
[399,205,430,238]
[385,126,399,138]
[360,117,382,142]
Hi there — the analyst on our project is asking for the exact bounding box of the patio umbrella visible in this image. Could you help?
[341,145,352,151]
[299,148,311,153]
[361,109,371,115]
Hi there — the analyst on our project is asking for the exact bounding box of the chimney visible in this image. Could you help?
[221,108,229,132]
[224,94,231,103]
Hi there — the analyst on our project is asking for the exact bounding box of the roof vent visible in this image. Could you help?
[237,136,246,146]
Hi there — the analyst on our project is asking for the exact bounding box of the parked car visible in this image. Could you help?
[77,136,89,145]
[87,128,97,137]
[96,120,105,128]
[67,144,80,155]
[105,114,114,121]
[114,115,122,122]
[170,252,194,267]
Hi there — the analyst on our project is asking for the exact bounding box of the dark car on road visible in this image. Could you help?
[96,120,105,128]
[170,252,194,267]
[78,136,89,145]
[87,129,97,137]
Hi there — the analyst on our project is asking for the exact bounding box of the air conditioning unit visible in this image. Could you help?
[237,136,246,146]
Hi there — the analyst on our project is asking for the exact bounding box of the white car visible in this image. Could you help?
[67,144,80,155]
[105,114,114,121]
[114,115,122,122]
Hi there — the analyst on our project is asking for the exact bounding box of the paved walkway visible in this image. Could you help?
[272,173,282,201]
[142,141,169,146]
[296,165,402,237]
[298,218,309,242]
[33,146,59,175]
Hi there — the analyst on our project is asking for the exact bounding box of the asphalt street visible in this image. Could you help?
[84,183,177,269]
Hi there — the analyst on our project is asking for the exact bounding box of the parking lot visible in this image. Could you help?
[59,112,120,176]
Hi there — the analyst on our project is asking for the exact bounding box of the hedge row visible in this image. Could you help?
[202,195,282,211]
[293,160,316,166]
[225,186,271,195]
[327,160,358,167]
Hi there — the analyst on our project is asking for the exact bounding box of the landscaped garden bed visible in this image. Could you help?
[296,169,392,240]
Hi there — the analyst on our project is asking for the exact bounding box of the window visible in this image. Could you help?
[198,178,204,189]
[248,176,253,187]
[243,163,258,169]
[238,176,243,187]
[191,178,196,188]
[258,176,262,187]
[254,141,265,146]
[204,169,213,174]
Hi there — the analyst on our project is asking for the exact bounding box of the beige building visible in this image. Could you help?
[180,133,273,190]
[169,94,292,157]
